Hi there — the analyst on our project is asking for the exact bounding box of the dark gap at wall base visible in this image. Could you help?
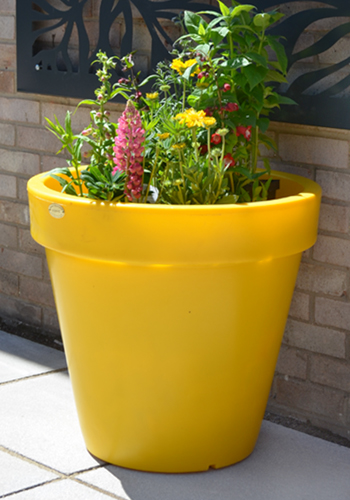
[264,412,350,450]
[0,315,63,352]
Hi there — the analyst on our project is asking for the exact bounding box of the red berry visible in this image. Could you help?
[223,83,231,92]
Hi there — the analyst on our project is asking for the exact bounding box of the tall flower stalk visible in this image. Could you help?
[113,101,145,201]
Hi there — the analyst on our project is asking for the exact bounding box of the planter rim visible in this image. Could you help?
[28,169,320,211]
[27,169,322,264]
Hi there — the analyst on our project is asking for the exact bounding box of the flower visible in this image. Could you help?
[204,107,213,116]
[157,133,170,140]
[171,58,199,76]
[112,100,145,200]
[216,128,229,137]
[211,133,222,145]
[236,125,252,141]
[172,143,186,150]
[146,92,159,100]
[203,117,217,128]
[174,109,210,128]
[225,102,239,112]
[199,144,208,155]
[223,154,236,168]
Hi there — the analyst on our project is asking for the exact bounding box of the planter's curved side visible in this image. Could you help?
[28,171,321,473]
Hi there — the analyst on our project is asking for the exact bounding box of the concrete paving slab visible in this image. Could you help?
[76,421,350,500]
[0,371,101,474]
[7,478,115,499]
[0,330,66,383]
[0,449,59,497]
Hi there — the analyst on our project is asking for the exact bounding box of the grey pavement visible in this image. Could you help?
[0,329,350,500]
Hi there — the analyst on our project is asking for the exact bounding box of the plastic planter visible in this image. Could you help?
[27,170,321,472]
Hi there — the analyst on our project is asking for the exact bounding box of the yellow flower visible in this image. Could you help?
[203,117,217,128]
[171,58,199,76]
[172,143,186,150]
[146,92,159,100]
[174,108,209,129]
[157,133,170,140]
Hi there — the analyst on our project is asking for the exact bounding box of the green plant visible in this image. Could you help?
[46,0,293,204]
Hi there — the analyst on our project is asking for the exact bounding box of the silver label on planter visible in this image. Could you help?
[49,203,65,219]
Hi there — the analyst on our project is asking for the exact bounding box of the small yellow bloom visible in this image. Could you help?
[172,143,186,150]
[146,92,159,100]
[203,117,217,128]
[174,108,209,129]
[157,133,170,140]
[171,58,199,77]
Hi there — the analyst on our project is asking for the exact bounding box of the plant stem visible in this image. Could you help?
[251,123,259,174]
[207,127,212,177]
[157,161,170,203]
[182,80,186,111]
[143,148,159,202]
[73,161,83,196]
[192,128,199,162]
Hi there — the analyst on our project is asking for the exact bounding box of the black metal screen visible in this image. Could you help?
[17,0,350,129]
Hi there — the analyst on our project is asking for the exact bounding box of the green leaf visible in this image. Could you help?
[278,95,298,105]
[50,174,69,188]
[262,158,271,173]
[265,69,287,84]
[231,4,256,18]
[195,44,211,57]
[184,11,203,34]
[242,64,268,89]
[138,74,157,87]
[182,62,198,81]
[109,88,131,101]
[63,183,79,196]
[50,167,74,179]
[187,95,200,107]
[257,117,270,133]
[218,0,230,17]
[64,112,73,136]
[259,132,277,152]
[216,194,239,204]
[89,165,107,182]
[246,52,268,68]
[267,36,288,74]
[197,10,220,18]
[225,56,251,70]
[76,99,97,109]
[198,23,206,36]
[253,13,271,29]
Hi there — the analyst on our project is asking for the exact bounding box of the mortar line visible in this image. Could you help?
[0,444,105,477]
[0,477,64,499]
[72,476,128,500]
[0,444,67,477]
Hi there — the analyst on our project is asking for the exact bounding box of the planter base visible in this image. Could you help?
[47,248,301,472]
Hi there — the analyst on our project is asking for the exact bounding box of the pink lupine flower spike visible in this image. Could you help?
[113,100,145,201]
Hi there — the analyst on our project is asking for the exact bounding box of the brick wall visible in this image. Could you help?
[267,122,350,439]
[0,0,350,439]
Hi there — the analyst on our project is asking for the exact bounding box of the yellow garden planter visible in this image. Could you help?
[28,169,321,473]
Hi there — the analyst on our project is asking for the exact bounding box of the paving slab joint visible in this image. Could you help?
[0,368,68,387]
